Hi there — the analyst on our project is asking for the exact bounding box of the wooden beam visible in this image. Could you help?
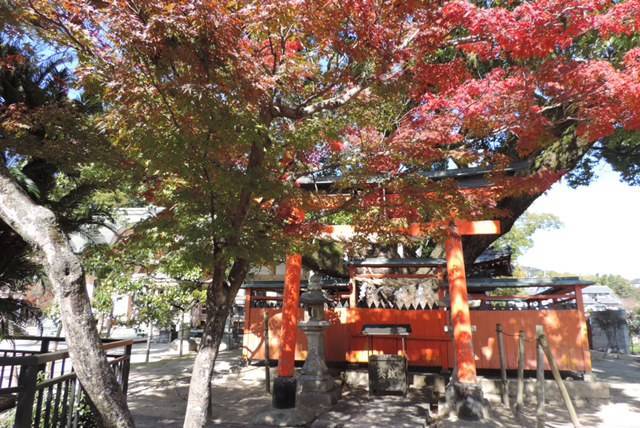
[455,220,501,236]
[321,219,501,240]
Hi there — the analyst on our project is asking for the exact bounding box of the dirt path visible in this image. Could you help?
[128,349,272,427]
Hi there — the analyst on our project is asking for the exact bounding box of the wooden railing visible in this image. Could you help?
[0,336,143,427]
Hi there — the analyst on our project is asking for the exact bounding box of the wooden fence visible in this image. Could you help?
[0,336,142,427]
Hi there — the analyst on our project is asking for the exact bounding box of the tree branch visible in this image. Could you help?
[271,28,420,120]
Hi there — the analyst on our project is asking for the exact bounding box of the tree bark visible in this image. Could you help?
[183,274,231,428]
[0,165,134,428]
[183,258,249,428]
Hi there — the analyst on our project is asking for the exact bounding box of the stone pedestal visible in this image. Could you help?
[445,381,488,421]
[273,376,297,409]
[296,320,341,415]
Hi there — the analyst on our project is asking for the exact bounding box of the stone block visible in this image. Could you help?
[479,378,610,401]
[368,354,408,395]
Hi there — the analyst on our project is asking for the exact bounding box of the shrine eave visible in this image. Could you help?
[467,277,595,293]
[295,160,532,192]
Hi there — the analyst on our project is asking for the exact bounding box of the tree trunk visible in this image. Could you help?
[0,165,134,428]
[182,288,230,428]
[105,309,114,337]
[184,258,249,428]
[184,138,262,428]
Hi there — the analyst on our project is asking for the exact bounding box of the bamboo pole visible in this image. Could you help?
[264,311,271,394]
[539,332,581,427]
[536,325,546,428]
[516,329,525,414]
[496,324,510,406]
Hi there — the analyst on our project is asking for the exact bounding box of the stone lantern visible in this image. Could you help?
[296,271,341,412]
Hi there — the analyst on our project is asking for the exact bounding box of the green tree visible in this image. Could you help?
[492,213,563,261]
[0,35,135,426]
[84,239,205,359]
[586,274,640,303]
[627,308,640,353]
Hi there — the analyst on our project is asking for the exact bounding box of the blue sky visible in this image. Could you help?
[518,163,640,280]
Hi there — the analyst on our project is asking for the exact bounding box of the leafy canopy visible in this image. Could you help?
[8,0,640,278]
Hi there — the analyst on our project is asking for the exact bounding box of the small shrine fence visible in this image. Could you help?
[242,274,592,375]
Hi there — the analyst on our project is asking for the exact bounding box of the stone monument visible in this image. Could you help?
[296,271,342,413]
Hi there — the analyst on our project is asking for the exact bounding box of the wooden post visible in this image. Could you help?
[14,363,39,428]
[539,332,581,427]
[536,325,545,428]
[264,311,271,394]
[244,290,253,364]
[277,254,302,378]
[179,311,185,357]
[496,324,510,406]
[445,224,476,384]
[516,329,525,414]
[39,338,50,354]
[122,343,133,397]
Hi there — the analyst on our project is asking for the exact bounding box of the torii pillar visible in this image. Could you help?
[272,253,303,408]
[445,219,500,420]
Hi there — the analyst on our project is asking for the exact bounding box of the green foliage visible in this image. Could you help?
[84,243,204,328]
[492,213,563,260]
[627,308,640,338]
[584,273,640,303]
[602,130,640,186]
[0,38,139,294]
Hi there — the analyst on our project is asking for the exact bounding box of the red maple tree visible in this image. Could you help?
[5,1,640,426]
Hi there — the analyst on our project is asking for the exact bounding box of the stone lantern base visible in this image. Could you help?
[295,320,342,415]
[297,373,342,410]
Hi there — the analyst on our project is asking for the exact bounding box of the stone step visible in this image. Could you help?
[341,369,447,393]
[480,377,610,402]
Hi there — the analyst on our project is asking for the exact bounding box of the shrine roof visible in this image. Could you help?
[296,160,531,192]
[347,250,511,271]
[241,276,594,292]
[243,280,349,290]
[467,277,595,292]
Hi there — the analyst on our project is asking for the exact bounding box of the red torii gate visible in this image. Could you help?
[272,219,500,412]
